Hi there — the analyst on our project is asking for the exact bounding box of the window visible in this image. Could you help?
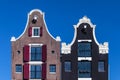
[49,65,56,73]
[64,61,71,72]
[78,42,91,57]
[98,61,105,72]
[31,46,42,61]
[78,61,91,78]
[32,27,40,37]
[16,64,22,72]
[30,65,42,79]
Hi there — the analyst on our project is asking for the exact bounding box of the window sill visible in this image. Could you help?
[15,72,22,74]
[30,79,41,80]
[28,61,43,64]
[32,36,40,38]
[49,72,56,74]
[78,78,92,80]
[78,57,92,61]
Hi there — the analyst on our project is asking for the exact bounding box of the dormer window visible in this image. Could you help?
[32,27,40,37]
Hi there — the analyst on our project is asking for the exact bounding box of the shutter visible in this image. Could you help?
[28,27,32,37]
[40,27,43,36]
[24,45,29,62]
[42,45,47,62]
[23,64,29,79]
[42,63,46,79]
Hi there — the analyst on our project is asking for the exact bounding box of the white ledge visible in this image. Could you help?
[78,78,92,80]
[28,61,43,64]
[56,36,61,41]
[78,57,92,61]
[11,36,16,41]
[78,40,92,42]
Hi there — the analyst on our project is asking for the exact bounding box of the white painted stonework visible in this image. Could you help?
[78,78,92,80]
[78,40,92,42]
[99,42,109,54]
[78,57,92,61]
[61,42,71,54]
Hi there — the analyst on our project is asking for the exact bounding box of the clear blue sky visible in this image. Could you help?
[0,0,119,80]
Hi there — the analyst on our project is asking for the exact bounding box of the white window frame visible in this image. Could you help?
[15,64,22,73]
[29,44,43,62]
[29,64,42,80]
[49,64,56,74]
[32,27,40,37]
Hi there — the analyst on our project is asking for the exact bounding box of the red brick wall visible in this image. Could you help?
[11,10,61,80]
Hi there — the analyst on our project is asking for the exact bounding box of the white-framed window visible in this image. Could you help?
[32,27,40,37]
[49,64,56,74]
[30,65,42,79]
[16,64,22,73]
[30,44,42,61]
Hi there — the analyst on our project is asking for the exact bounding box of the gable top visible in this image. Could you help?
[61,16,109,54]
[11,9,61,42]
[70,16,98,46]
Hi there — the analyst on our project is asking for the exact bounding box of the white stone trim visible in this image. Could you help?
[78,57,92,61]
[11,9,61,42]
[56,36,61,41]
[28,61,43,65]
[78,40,92,42]
[11,36,16,41]
[99,42,109,54]
[61,42,71,54]
[49,72,56,74]
[29,43,43,46]
[78,78,92,80]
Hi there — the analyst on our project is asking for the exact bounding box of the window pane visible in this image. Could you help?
[31,46,42,61]
[98,61,105,72]
[16,64,22,72]
[64,61,71,72]
[78,61,91,78]
[30,65,41,79]
[78,42,91,57]
[36,72,41,79]
[50,65,56,73]
[34,28,39,36]
[31,72,35,79]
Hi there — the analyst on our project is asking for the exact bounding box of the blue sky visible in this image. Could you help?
[0,0,119,80]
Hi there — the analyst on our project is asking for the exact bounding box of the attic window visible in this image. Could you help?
[32,27,40,37]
